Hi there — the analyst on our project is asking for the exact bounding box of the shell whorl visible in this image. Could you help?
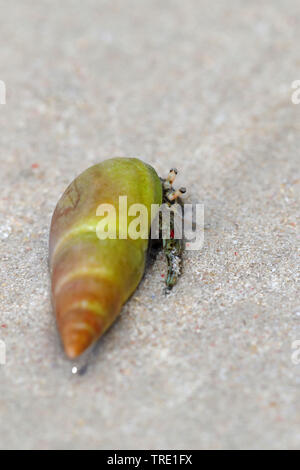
[50,234,124,358]
[53,273,121,358]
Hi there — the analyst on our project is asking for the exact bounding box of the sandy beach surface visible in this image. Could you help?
[0,0,299,449]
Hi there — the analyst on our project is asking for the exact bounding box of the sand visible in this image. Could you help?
[0,0,299,449]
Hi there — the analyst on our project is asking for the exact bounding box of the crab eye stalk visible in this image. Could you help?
[163,168,178,190]
[167,187,187,201]
[167,168,178,184]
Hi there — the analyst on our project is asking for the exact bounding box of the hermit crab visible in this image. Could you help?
[49,158,186,360]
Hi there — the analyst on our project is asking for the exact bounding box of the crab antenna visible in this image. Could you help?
[167,187,186,201]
